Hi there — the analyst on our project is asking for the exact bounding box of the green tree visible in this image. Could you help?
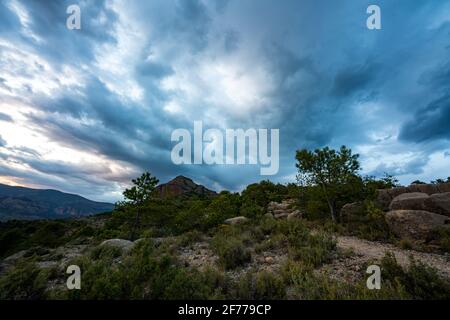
[295,146,360,221]
[122,172,159,240]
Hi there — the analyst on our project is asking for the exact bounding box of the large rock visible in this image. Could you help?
[287,210,302,220]
[267,199,300,220]
[376,186,410,210]
[385,210,450,240]
[437,183,450,193]
[100,239,135,251]
[340,202,364,222]
[389,192,429,211]
[375,182,450,211]
[274,212,289,219]
[424,192,450,217]
[224,216,249,225]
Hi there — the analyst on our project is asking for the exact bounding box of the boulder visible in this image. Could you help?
[224,216,249,225]
[376,183,450,211]
[267,202,280,210]
[3,250,27,262]
[272,209,287,215]
[274,212,289,219]
[266,199,300,220]
[437,183,450,193]
[389,192,429,211]
[100,239,135,251]
[424,192,450,217]
[264,256,274,264]
[287,210,302,220]
[385,210,450,240]
[340,202,364,222]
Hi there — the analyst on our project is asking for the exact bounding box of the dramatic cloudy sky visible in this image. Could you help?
[0,0,449,202]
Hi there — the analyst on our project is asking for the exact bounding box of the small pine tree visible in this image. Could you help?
[122,172,159,240]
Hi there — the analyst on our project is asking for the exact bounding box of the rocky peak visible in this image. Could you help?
[156,176,217,198]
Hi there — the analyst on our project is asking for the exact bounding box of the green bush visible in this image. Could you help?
[380,253,450,300]
[254,271,286,299]
[89,245,123,261]
[212,235,251,270]
[30,221,68,248]
[398,238,413,250]
[177,230,203,247]
[0,228,26,258]
[431,225,450,253]
[281,259,409,300]
[234,271,285,299]
[59,240,221,300]
[342,201,392,241]
[278,220,336,267]
[0,260,54,300]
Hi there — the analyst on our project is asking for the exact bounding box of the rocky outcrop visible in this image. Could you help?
[385,210,449,240]
[376,182,450,211]
[389,192,430,211]
[340,202,364,222]
[100,239,135,251]
[386,192,450,218]
[224,216,249,225]
[343,182,450,243]
[266,200,302,220]
[156,176,217,198]
[425,192,450,217]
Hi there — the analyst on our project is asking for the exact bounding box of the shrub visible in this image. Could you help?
[343,201,392,241]
[234,271,285,300]
[254,271,286,299]
[398,238,413,250]
[0,228,26,258]
[278,220,336,267]
[211,235,251,270]
[30,221,67,248]
[431,225,450,253]
[281,259,409,300]
[202,193,241,229]
[0,260,54,300]
[90,245,123,261]
[380,253,450,300]
[177,230,203,247]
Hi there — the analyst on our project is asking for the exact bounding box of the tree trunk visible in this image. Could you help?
[129,208,141,241]
[328,200,336,222]
[319,183,336,222]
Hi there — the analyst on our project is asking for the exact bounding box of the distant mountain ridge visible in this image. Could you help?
[0,183,114,221]
[155,175,217,198]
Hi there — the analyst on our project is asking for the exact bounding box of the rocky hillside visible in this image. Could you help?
[1,179,449,300]
[376,183,450,241]
[155,175,217,198]
[0,184,114,221]
[342,182,450,244]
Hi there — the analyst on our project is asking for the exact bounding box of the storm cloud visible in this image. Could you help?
[0,0,449,202]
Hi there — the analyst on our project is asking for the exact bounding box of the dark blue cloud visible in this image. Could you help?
[1,0,450,200]
[0,112,12,122]
[18,0,118,62]
[399,94,450,142]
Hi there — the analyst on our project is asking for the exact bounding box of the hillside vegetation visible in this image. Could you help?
[0,146,449,300]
